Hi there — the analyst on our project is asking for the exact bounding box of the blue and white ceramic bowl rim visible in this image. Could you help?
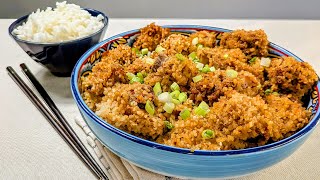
[8,8,109,45]
[71,25,320,156]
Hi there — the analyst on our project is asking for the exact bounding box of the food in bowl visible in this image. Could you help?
[80,23,318,151]
[12,1,104,43]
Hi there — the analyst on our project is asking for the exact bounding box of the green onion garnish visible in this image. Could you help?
[164,121,174,130]
[201,64,210,73]
[209,66,216,72]
[155,45,166,53]
[226,69,238,78]
[158,92,172,103]
[202,129,215,139]
[175,53,186,61]
[132,47,140,55]
[196,62,204,70]
[145,100,155,115]
[126,72,135,80]
[249,57,257,64]
[172,99,181,105]
[195,101,210,116]
[193,75,203,83]
[180,109,191,120]
[153,82,162,96]
[223,54,229,59]
[170,82,180,91]
[272,92,279,95]
[163,102,175,113]
[178,92,187,103]
[192,37,199,45]
[170,90,180,99]
[137,72,144,79]
[188,52,197,60]
[197,44,203,49]
[141,48,148,55]
[257,84,262,89]
[130,76,143,84]
[146,57,155,65]
[265,89,272,95]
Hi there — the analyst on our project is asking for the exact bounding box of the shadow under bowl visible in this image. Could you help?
[8,8,108,77]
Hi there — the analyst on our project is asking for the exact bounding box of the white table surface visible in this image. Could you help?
[1,19,320,180]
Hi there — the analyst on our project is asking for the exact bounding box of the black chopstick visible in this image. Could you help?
[6,66,107,180]
[18,64,108,179]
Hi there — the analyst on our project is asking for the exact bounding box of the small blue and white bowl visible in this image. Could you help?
[71,25,320,179]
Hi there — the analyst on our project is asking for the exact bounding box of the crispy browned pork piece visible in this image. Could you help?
[144,55,198,91]
[188,30,217,52]
[197,47,264,81]
[189,70,261,105]
[133,23,170,51]
[95,83,164,139]
[81,44,136,109]
[162,92,310,151]
[266,57,318,100]
[101,44,136,66]
[264,94,311,141]
[159,34,190,55]
[220,29,269,58]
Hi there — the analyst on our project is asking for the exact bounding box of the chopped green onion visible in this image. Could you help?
[153,82,162,96]
[130,76,143,84]
[170,90,180,99]
[189,52,197,59]
[163,102,175,114]
[257,84,262,89]
[196,62,204,70]
[172,99,181,105]
[175,53,186,61]
[209,66,216,72]
[132,47,140,55]
[180,109,191,120]
[249,57,257,64]
[158,92,172,103]
[265,89,272,95]
[146,57,155,65]
[164,121,174,130]
[137,72,144,79]
[141,48,149,55]
[202,129,215,139]
[192,37,199,45]
[195,101,210,116]
[178,92,187,103]
[126,72,135,80]
[272,92,279,95]
[193,75,203,83]
[199,101,209,111]
[145,100,155,115]
[226,69,238,78]
[260,57,271,67]
[197,44,203,49]
[170,82,180,91]
[201,64,210,73]
[155,45,166,53]
[223,54,229,59]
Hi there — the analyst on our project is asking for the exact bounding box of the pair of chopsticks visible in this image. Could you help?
[6,64,108,180]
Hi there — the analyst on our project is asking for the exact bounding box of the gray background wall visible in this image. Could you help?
[1,0,320,19]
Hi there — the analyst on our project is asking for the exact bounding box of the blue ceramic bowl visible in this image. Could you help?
[71,25,320,179]
[8,8,108,77]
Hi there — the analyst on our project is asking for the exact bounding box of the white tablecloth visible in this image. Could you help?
[1,19,320,179]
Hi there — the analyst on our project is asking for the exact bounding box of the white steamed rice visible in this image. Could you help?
[13,1,104,43]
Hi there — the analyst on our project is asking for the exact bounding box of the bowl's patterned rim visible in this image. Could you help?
[71,25,320,155]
